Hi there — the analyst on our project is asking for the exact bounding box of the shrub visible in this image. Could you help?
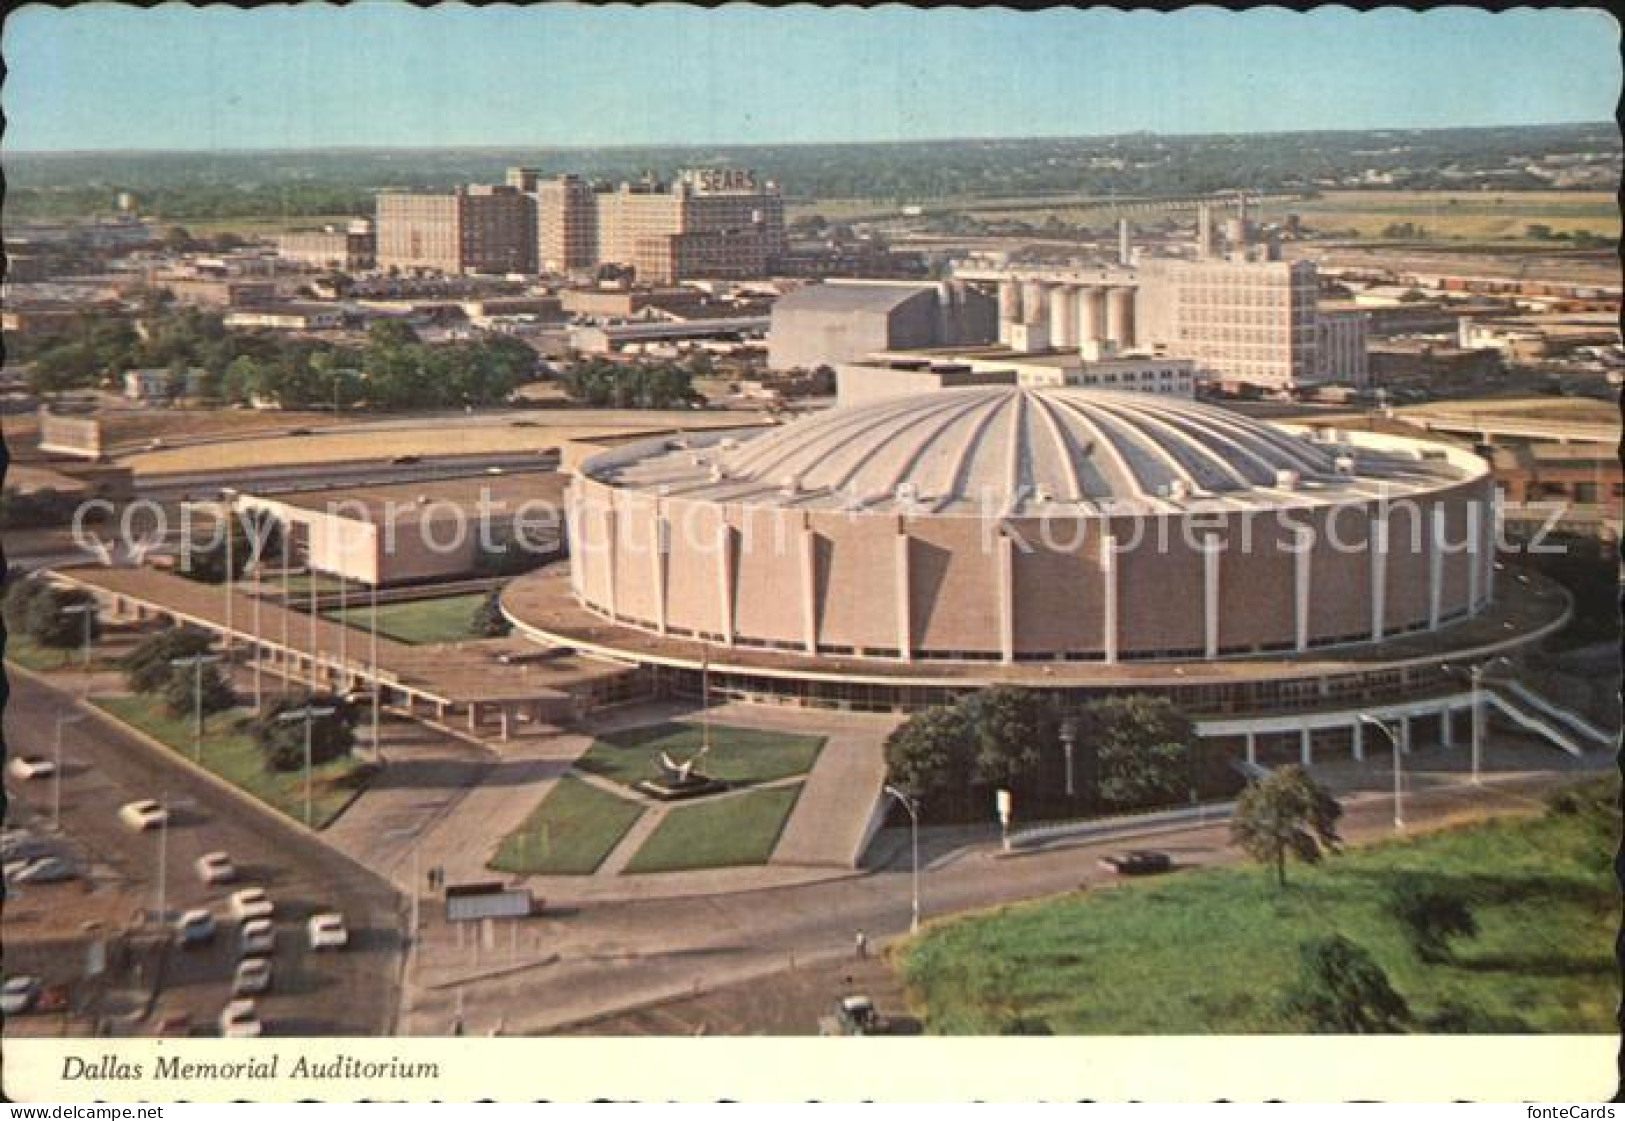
[1278,935,1410,1033]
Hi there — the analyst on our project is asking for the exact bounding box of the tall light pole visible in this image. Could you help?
[170,653,222,762]
[1358,715,1404,831]
[249,561,263,711]
[370,578,382,763]
[383,825,422,962]
[222,494,235,657]
[52,713,84,831]
[281,523,292,673]
[61,603,95,669]
[884,785,921,933]
[1443,656,1513,787]
[278,705,336,827]
[1058,717,1078,800]
[154,794,169,926]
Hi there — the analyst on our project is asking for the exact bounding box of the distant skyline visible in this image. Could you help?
[3,5,1619,154]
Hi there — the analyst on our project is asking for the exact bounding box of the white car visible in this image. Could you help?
[218,999,262,1038]
[176,908,216,947]
[0,976,41,1016]
[307,913,349,951]
[11,856,74,884]
[195,851,237,885]
[232,957,273,997]
[228,888,274,923]
[119,800,169,831]
[238,918,276,956]
[7,756,56,781]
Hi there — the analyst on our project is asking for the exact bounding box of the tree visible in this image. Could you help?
[471,591,512,637]
[1230,764,1343,887]
[1386,881,1479,963]
[1079,694,1193,810]
[161,660,236,725]
[960,686,1055,790]
[22,586,100,652]
[122,627,215,694]
[1278,935,1410,1033]
[884,703,977,818]
[252,693,357,773]
[3,571,52,634]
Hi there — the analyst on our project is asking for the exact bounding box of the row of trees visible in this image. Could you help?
[883,687,1207,822]
[120,626,357,772]
[3,572,101,654]
[556,356,699,410]
[21,305,538,410]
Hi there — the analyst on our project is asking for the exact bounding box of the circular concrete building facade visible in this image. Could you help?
[563,387,1497,666]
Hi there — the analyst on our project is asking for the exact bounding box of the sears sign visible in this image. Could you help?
[680,168,761,194]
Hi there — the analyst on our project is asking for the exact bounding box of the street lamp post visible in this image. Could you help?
[884,785,921,933]
[1442,656,1513,786]
[1358,715,1404,831]
[249,561,263,711]
[52,713,84,831]
[369,579,382,763]
[170,653,222,762]
[278,705,336,827]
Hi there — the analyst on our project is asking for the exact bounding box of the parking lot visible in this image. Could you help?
[3,671,404,1036]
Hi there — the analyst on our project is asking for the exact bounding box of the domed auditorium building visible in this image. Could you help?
[503,387,1575,765]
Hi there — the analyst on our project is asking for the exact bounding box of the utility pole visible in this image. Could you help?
[370,578,382,762]
[170,653,222,762]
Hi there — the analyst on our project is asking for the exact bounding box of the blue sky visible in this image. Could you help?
[3,4,1619,152]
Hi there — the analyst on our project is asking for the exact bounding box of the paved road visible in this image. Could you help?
[2,670,405,1036]
[400,761,1599,1035]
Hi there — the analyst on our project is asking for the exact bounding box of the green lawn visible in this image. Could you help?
[321,593,488,645]
[899,779,1617,1034]
[624,784,803,873]
[488,775,645,875]
[575,721,825,790]
[94,695,372,829]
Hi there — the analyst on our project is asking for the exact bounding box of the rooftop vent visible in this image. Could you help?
[1333,454,1357,476]
[1274,469,1300,491]
[1168,479,1192,502]
[709,464,729,483]
[780,474,802,496]
[896,482,919,506]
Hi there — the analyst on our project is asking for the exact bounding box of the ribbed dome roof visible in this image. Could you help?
[589,386,1467,515]
[718,387,1336,505]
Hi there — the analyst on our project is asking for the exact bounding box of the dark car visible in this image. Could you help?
[1099,850,1174,876]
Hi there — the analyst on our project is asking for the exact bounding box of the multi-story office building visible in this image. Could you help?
[1135,256,1322,392]
[1316,308,1371,387]
[275,220,376,272]
[535,174,599,274]
[376,186,535,275]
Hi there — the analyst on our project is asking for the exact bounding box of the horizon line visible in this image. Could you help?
[3,119,1614,159]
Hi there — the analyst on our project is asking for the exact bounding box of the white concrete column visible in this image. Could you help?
[1467,499,1482,612]
[1300,727,1313,766]
[1294,527,1314,652]
[651,513,669,634]
[1483,490,1498,605]
[1369,506,1388,641]
[1351,720,1364,761]
[997,533,1016,664]
[1400,715,1412,755]
[1078,287,1105,344]
[1100,533,1119,663]
[1244,731,1257,766]
[566,493,586,598]
[715,524,735,647]
[1106,287,1135,347]
[1427,504,1445,630]
[799,525,818,654]
[1022,281,1048,327]
[894,532,912,662]
[1049,286,1077,350]
[1202,538,1221,659]
[602,505,619,619]
[1440,705,1454,747]
[998,280,1022,346]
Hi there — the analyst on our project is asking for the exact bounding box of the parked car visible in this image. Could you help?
[176,908,217,947]
[195,851,237,885]
[1098,850,1174,876]
[819,994,885,1036]
[287,427,312,436]
[232,957,273,997]
[307,913,349,951]
[390,454,420,464]
[6,755,57,781]
[10,856,75,884]
[228,888,273,923]
[119,800,169,831]
[218,999,262,1038]
[0,976,41,1016]
[484,466,505,476]
[238,918,276,956]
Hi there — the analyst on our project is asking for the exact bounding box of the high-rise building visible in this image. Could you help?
[1135,256,1322,392]
[375,185,535,275]
[535,174,599,274]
